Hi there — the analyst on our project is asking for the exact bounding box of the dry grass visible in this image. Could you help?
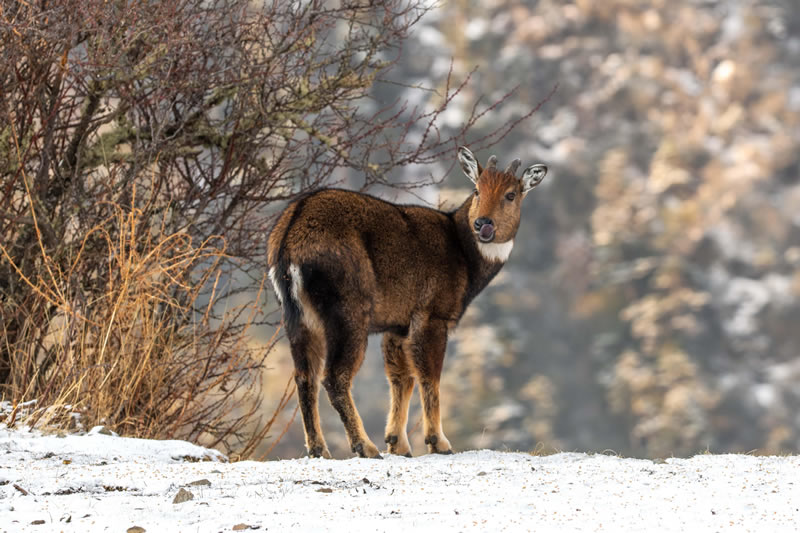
[0,189,284,458]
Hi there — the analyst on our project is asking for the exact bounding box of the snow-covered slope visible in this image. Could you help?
[1,426,798,532]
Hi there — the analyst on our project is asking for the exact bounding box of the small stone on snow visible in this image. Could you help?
[172,488,194,504]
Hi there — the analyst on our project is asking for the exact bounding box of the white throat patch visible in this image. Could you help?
[477,240,514,262]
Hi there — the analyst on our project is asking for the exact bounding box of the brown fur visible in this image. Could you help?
[267,148,547,458]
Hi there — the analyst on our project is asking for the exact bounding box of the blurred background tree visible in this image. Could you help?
[266,0,800,459]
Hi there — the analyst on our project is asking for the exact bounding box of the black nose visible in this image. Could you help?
[474,217,493,231]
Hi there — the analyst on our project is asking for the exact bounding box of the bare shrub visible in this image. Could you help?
[1,187,273,449]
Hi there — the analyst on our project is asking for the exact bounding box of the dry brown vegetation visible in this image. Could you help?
[1,186,273,451]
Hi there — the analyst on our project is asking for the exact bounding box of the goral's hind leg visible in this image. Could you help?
[289,324,331,458]
[322,315,382,459]
[382,332,415,457]
[409,317,453,455]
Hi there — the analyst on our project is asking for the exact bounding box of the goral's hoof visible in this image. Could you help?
[353,442,383,459]
[309,445,332,459]
[424,434,453,454]
[385,434,412,457]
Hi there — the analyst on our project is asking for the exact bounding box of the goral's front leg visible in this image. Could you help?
[420,378,453,454]
[382,332,415,457]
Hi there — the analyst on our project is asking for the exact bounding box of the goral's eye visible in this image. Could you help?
[505,192,516,201]
[474,189,479,197]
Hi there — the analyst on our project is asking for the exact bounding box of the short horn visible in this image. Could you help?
[505,158,521,176]
[487,155,498,169]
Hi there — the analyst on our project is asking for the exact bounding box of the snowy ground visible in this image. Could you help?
[1,425,799,532]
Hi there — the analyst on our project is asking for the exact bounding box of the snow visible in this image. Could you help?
[1,425,799,532]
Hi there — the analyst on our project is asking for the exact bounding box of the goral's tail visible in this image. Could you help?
[269,257,303,339]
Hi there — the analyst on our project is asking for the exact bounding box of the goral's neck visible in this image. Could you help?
[451,197,508,300]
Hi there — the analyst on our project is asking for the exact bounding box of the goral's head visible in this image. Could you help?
[457,146,547,245]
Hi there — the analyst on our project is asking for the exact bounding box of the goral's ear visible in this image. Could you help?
[521,164,548,196]
[458,146,481,184]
